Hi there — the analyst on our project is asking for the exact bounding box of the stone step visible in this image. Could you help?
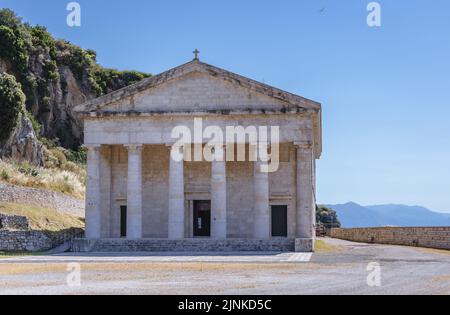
[71,238,297,252]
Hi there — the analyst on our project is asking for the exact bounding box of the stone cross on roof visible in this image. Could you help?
[193,49,200,60]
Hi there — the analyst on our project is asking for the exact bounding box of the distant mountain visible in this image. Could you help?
[326,202,450,228]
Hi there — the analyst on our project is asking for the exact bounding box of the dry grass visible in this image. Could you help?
[431,275,450,283]
[0,158,85,199]
[315,239,344,253]
[416,247,450,256]
[0,202,84,232]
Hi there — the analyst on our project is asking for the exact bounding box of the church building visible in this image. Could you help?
[73,55,322,252]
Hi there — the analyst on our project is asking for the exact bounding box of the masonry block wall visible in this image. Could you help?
[106,144,297,238]
[0,214,29,231]
[0,228,84,252]
[331,227,450,250]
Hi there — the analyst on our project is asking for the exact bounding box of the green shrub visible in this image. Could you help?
[0,73,26,141]
[1,169,10,181]
[43,147,59,168]
[93,68,150,96]
[17,161,39,177]
[42,59,59,82]
[0,8,24,30]
[0,25,28,73]
[31,25,57,59]
[49,148,67,167]
[25,110,41,135]
[40,96,52,112]
[39,137,58,149]
[56,40,95,80]
[65,147,87,165]
[316,205,341,229]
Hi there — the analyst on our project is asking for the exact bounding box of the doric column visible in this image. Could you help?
[168,144,185,239]
[211,145,227,239]
[85,145,101,239]
[100,146,111,238]
[126,144,143,239]
[253,160,270,239]
[295,142,315,239]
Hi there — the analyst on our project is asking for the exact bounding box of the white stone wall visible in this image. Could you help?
[142,145,169,238]
[227,160,254,238]
[105,144,296,239]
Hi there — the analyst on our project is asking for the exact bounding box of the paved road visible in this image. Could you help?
[0,238,449,295]
[0,251,313,263]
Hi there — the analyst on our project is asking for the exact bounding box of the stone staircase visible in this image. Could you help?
[70,238,296,252]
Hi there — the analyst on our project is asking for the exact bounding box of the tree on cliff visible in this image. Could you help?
[0,73,26,141]
[316,205,341,229]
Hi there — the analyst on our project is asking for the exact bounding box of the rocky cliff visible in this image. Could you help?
[0,9,150,165]
[0,113,44,165]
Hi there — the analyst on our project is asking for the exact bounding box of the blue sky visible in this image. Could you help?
[2,0,450,212]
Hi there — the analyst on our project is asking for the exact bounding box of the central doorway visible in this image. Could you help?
[193,200,211,237]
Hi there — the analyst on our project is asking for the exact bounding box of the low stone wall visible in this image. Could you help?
[0,182,84,217]
[0,228,84,252]
[0,214,29,231]
[0,231,52,251]
[330,227,450,250]
[71,238,298,252]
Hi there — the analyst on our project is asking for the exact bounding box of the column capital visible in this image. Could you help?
[125,144,143,152]
[294,141,313,149]
[166,143,187,162]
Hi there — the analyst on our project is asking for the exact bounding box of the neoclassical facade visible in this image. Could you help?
[74,59,322,252]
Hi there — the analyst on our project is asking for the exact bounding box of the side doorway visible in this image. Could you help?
[271,205,288,237]
[120,205,127,238]
[193,200,211,237]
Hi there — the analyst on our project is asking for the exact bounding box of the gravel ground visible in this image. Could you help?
[0,238,449,295]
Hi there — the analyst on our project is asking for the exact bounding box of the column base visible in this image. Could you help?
[295,238,315,252]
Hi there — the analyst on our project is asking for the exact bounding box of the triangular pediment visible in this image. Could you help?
[74,60,320,114]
